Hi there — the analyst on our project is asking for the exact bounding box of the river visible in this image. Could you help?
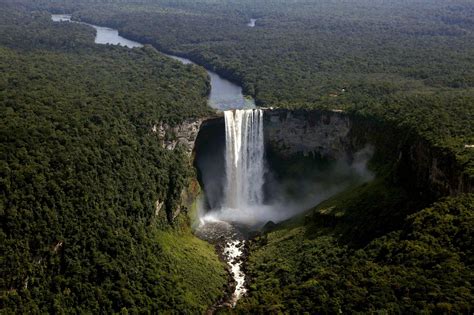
[52,13,250,308]
[51,14,254,111]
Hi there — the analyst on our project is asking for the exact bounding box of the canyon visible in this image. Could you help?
[50,12,474,310]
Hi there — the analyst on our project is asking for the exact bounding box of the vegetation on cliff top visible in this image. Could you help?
[20,0,473,176]
[0,5,225,313]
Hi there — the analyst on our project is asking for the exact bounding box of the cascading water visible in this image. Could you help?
[197,109,265,307]
[223,109,265,210]
[196,108,374,308]
[221,109,264,305]
[53,12,258,310]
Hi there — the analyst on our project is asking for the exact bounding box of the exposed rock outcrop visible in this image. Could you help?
[155,200,164,216]
[151,118,213,224]
[263,109,354,160]
[152,119,206,156]
[397,138,473,198]
[260,108,472,197]
[191,108,472,222]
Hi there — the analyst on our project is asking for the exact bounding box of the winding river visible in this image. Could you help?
[52,13,249,308]
[51,14,254,111]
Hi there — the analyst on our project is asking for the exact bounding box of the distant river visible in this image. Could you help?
[52,14,254,110]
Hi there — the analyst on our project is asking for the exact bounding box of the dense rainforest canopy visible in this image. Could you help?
[237,182,474,313]
[0,4,226,313]
[21,0,473,176]
[1,0,473,313]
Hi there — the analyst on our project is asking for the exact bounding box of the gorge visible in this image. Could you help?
[0,1,471,312]
[51,14,381,305]
[51,14,260,306]
[48,11,473,312]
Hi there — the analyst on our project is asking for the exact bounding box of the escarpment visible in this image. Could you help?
[269,109,472,199]
[192,109,472,205]
[152,118,207,156]
[156,107,472,226]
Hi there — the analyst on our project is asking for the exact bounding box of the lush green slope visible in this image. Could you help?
[0,6,225,313]
[238,189,474,313]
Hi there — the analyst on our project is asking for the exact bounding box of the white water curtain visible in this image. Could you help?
[224,109,265,209]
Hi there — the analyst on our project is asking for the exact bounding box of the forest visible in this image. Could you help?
[19,0,473,178]
[1,0,473,313]
[238,192,474,313]
[0,4,226,313]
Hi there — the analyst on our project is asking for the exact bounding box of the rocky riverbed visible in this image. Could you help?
[195,219,249,311]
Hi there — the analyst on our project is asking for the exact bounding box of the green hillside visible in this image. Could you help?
[238,188,474,313]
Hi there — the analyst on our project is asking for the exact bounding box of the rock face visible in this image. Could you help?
[155,199,164,216]
[397,138,473,197]
[151,118,215,223]
[152,119,206,156]
[191,108,471,220]
[263,109,356,160]
[260,108,472,198]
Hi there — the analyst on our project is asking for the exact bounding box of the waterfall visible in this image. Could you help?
[224,109,265,209]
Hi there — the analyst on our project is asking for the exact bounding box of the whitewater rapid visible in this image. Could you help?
[195,219,247,308]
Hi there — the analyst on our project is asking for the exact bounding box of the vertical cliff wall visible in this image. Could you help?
[188,108,471,223]
[262,109,472,199]
[263,109,356,161]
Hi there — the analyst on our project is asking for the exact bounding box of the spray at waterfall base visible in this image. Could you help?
[196,109,374,228]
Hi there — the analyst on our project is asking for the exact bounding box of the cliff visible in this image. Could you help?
[261,108,472,199]
[263,109,355,161]
[152,119,206,156]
